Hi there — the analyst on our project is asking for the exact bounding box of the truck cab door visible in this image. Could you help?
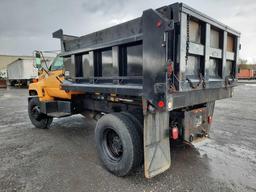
[43,56,69,99]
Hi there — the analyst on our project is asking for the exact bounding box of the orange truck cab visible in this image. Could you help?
[29,55,77,101]
[28,52,81,128]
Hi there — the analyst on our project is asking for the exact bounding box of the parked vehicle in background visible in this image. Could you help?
[0,69,7,88]
[7,55,54,87]
[27,2,240,178]
[238,69,254,79]
[0,68,7,79]
[7,58,38,86]
[237,64,256,80]
[0,79,7,88]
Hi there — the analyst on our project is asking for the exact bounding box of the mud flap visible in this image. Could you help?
[144,111,171,178]
[207,101,215,117]
[207,101,215,134]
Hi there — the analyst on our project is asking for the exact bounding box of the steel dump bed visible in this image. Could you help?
[53,2,240,110]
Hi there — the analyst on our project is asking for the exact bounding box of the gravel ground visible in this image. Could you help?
[0,84,255,192]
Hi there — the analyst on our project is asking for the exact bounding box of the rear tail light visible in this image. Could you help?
[208,116,212,124]
[157,100,165,108]
[167,63,173,77]
[156,20,162,28]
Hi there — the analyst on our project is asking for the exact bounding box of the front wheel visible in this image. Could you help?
[28,97,53,129]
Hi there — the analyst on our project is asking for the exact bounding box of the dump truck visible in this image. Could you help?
[28,3,240,178]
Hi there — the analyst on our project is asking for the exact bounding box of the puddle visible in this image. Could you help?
[194,139,256,189]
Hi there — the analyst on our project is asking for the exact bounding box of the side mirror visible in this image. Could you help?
[35,52,42,68]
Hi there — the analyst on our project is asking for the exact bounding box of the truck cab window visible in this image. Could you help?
[50,56,64,71]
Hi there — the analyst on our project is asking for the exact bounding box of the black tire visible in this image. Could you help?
[95,113,143,176]
[121,112,144,166]
[121,112,143,136]
[28,97,53,129]
[10,80,17,86]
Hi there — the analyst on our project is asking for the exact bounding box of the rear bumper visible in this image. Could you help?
[168,86,234,110]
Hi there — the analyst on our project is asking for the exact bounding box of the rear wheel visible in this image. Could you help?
[28,97,53,129]
[121,112,143,136]
[95,113,143,176]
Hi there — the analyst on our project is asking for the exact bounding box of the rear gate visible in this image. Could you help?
[144,4,240,178]
[177,4,240,92]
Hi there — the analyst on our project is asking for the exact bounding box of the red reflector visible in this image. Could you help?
[157,100,165,108]
[156,20,162,28]
[208,116,212,124]
[172,127,179,140]
[167,63,173,74]
[167,63,173,76]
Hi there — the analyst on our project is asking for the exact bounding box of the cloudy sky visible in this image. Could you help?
[0,0,255,62]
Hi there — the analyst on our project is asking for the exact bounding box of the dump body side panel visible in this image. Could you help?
[56,3,239,110]
[62,18,142,56]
